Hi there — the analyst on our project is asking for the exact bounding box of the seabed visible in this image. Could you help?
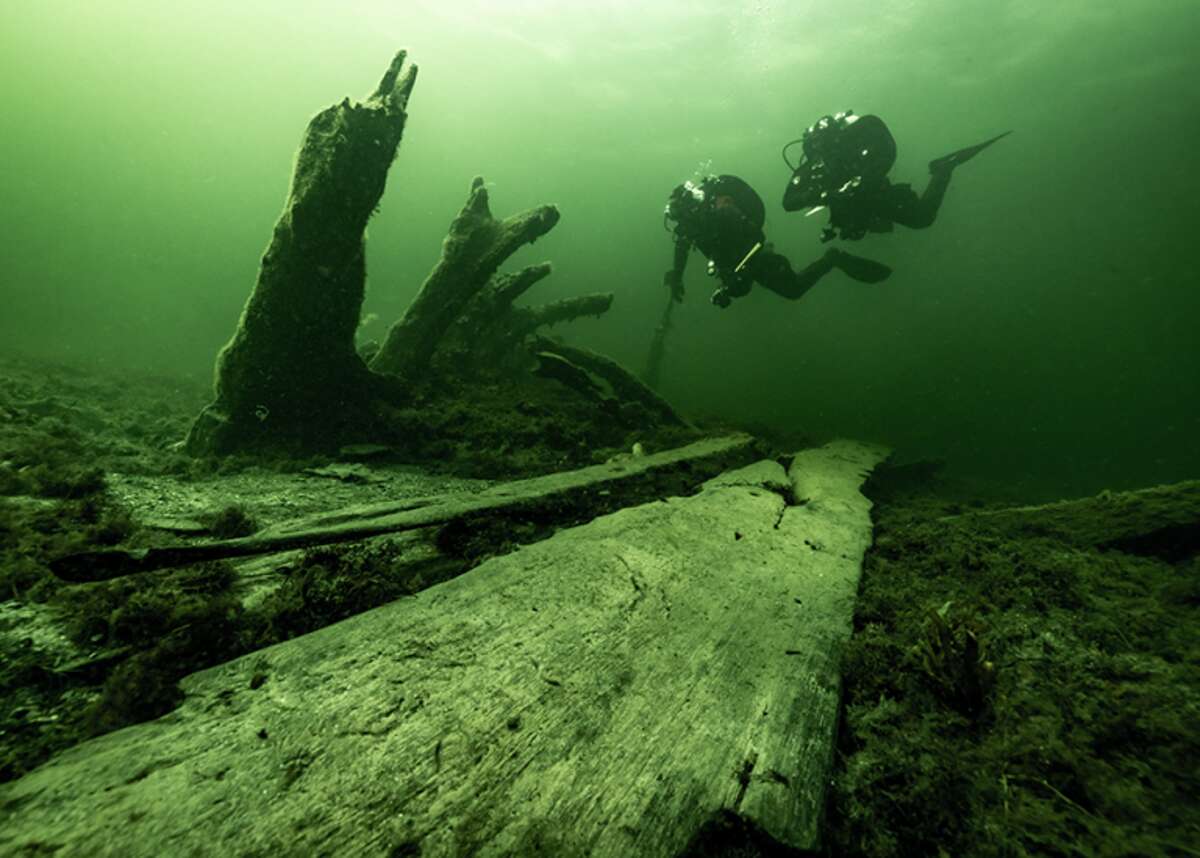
[1,351,1196,856]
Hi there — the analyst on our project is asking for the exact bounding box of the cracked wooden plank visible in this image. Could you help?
[1,440,888,857]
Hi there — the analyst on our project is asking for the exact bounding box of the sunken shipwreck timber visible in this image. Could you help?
[0,441,892,857]
[183,49,649,463]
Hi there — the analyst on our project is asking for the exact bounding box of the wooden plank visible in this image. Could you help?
[50,433,758,582]
[940,479,1200,549]
[2,441,887,857]
[737,440,891,845]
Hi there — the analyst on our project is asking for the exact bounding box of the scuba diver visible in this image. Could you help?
[662,173,891,309]
[781,111,1010,245]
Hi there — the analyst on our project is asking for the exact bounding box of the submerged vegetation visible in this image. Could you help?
[200,504,259,539]
[829,474,1200,857]
[1,529,451,780]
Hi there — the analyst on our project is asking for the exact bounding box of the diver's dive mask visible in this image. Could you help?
[664,179,709,230]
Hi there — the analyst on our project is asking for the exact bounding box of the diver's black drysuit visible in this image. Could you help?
[789,168,951,240]
[782,112,1010,244]
[664,174,888,308]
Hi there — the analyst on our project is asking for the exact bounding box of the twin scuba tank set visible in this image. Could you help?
[665,178,766,308]
[781,111,898,242]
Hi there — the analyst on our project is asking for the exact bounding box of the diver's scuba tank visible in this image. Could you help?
[782,112,898,212]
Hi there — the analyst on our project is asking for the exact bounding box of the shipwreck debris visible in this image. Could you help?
[51,434,759,582]
[184,51,657,465]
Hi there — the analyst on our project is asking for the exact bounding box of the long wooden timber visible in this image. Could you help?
[50,433,760,582]
[2,440,889,857]
[941,479,1200,552]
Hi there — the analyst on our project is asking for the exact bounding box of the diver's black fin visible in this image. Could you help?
[830,249,892,284]
[929,130,1012,174]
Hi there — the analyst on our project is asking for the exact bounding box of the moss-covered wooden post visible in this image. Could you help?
[369,177,560,379]
[186,52,417,455]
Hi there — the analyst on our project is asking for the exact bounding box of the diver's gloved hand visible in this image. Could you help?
[663,270,685,303]
[710,287,732,308]
[724,274,752,298]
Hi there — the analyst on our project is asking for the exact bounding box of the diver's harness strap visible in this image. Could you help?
[734,242,763,274]
[708,241,761,308]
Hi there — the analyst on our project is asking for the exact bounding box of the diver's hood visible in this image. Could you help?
[668,175,767,231]
[783,113,897,212]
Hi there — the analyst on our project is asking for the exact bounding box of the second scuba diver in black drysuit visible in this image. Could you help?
[663,174,890,308]
[781,111,1010,258]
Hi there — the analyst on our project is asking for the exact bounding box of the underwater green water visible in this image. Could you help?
[2,0,1197,496]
